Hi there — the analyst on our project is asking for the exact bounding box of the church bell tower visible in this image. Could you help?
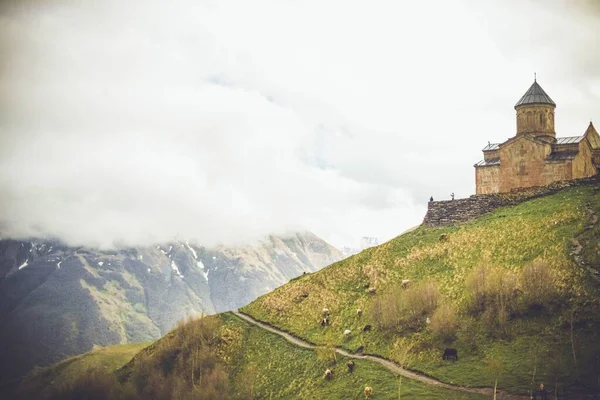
[514,78,556,141]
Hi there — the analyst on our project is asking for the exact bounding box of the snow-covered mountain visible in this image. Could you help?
[340,236,381,257]
[0,232,342,383]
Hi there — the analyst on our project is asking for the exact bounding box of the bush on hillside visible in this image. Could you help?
[44,370,124,400]
[429,303,459,343]
[369,280,439,332]
[465,265,490,314]
[370,290,402,331]
[28,315,231,400]
[519,261,559,311]
[402,280,439,327]
[466,266,517,337]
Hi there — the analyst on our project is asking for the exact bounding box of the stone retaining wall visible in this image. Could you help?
[422,176,600,227]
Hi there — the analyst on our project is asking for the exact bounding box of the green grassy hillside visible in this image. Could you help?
[242,186,600,395]
[19,313,486,399]
[19,342,151,399]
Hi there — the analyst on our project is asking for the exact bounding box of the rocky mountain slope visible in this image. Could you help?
[0,231,342,384]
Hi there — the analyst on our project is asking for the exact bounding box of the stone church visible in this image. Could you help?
[475,79,600,194]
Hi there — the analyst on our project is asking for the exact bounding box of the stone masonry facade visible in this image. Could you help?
[474,80,600,194]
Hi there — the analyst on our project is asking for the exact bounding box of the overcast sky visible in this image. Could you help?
[0,0,599,249]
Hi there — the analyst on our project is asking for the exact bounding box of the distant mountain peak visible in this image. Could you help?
[340,236,381,257]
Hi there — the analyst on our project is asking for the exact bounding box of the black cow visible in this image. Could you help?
[363,324,372,332]
[347,360,355,373]
[442,348,458,361]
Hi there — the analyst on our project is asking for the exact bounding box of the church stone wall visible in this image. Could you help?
[483,150,499,161]
[572,141,597,179]
[544,160,573,183]
[475,166,499,194]
[498,137,552,192]
[423,176,599,227]
[593,149,600,168]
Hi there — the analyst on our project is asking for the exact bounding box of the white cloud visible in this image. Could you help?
[0,0,598,248]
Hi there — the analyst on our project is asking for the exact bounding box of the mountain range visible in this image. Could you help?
[0,231,342,384]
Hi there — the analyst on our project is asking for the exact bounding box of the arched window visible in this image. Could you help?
[540,113,545,125]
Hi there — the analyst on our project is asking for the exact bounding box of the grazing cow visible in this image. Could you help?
[324,368,333,380]
[347,360,355,373]
[363,324,372,332]
[532,383,548,400]
[401,279,411,288]
[442,348,458,361]
[320,318,329,327]
[366,287,377,295]
[364,386,373,398]
[355,346,364,354]
[343,329,352,337]
[322,307,330,317]
[356,308,363,318]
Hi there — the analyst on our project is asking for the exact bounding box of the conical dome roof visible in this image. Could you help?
[514,80,556,109]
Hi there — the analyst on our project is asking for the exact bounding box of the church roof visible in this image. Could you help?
[482,143,500,151]
[515,80,556,109]
[474,158,500,167]
[546,151,578,161]
[555,136,584,145]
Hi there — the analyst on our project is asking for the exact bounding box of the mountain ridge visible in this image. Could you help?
[0,231,342,385]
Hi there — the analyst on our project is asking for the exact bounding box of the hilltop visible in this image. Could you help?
[242,185,600,396]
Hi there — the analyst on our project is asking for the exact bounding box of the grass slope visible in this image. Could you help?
[221,313,485,399]
[242,186,600,395]
[19,342,150,399]
[20,313,487,399]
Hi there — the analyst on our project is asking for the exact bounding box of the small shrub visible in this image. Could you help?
[465,265,489,314]
[465,266,517,337]
[369,280,439,332]
[402,280,439,328]
[456,317,480,352]
[519,261,558,311]
[429,303,459,343]
[370,290,403,331]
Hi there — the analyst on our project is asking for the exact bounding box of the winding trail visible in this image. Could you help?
[232,311,528,400]
[571,200,600,283]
